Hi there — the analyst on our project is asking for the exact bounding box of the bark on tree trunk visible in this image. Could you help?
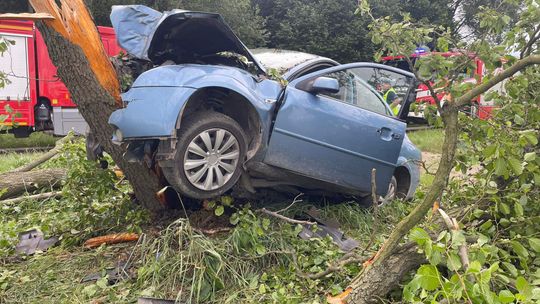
[347,244,425,303]
[0,168,65,199]
[26,0,166,214]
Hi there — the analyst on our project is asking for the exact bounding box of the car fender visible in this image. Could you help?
[109,86,196,139]
[110,66,277,140]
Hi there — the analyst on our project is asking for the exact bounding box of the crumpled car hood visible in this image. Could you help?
[110,5,265,74]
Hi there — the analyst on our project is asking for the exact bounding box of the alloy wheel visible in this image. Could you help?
[183,128,240,191]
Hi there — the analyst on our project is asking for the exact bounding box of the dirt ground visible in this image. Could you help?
[421,152,480,180]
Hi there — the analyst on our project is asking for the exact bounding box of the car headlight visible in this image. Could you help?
[112,128,124,145]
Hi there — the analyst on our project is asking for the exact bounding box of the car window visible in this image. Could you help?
[319,69,391,116]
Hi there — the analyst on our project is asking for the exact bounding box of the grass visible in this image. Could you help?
[0,151,47,173]
[407,129,444,153]
[0,141,416,303]
[0,132,58,149]
[0,200,412,303]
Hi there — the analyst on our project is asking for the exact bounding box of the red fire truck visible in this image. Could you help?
[382,50,498,120]
[0,19,121,137]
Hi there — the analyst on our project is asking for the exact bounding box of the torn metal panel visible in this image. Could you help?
[81,261,134,285]
[15,229,58,255]
[298,208,359,252]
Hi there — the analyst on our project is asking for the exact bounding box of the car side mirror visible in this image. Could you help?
[308,77,340,94]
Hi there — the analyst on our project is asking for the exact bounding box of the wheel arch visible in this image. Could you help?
[179,86,263,160]
[393,166,411,199]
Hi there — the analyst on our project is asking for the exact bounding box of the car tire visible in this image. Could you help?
[360,176,398,207]
[161,111,247,200]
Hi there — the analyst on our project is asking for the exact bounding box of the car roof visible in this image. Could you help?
[251,48,330,73]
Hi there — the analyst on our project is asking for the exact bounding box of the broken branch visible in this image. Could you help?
[9,133,73,173]
[275,193,304,214]
[294,251,368,280]
[438,208,470,270]
[361,169,380,255]
[0,191,62,205]
[83,233,140,249]
[259,208,316,226]
[0,168,66,199]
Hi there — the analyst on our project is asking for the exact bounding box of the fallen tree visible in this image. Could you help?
[1,0,167,214]
[8,133,73,173]
[0,168,65,199]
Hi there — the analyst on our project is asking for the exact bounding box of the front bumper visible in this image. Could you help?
[109,86,196,141]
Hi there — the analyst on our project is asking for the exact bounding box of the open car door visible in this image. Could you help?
[264,63,416,195]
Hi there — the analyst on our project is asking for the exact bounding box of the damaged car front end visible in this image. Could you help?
[109,5,421,204]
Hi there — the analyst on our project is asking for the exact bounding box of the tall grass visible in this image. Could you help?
[407,129,444,153]
[0,132,57,149]
[0,151,46,173]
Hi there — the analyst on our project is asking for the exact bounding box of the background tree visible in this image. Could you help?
[84,0,267,47]
[342,0,540,302]
[0,1,30,13]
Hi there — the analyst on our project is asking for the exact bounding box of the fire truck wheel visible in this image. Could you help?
[161,111,247,200]
[12,127,31,138]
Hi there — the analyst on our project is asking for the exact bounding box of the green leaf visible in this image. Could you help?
[498,290,515,303]
[516,276,532,298]
[514,202,524,217]
[468,261,482,274]
[409,227,431,245]
[524,152,536,162]
[215,206,225,217]
[494,158,508,176]
[528,238,540,253]
[499,202,511,215]
[258,283,266,294]
[447,253,462,271]
[502,262,518,277]
[451,230,466,248]
[508,157,523,175]
[416,265,440,291]
[511,241,529,259]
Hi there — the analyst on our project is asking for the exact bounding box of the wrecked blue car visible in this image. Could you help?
[108,5,421,204]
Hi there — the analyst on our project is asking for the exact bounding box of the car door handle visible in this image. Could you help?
[377,127,392,141]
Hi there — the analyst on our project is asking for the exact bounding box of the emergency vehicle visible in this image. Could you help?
[0,19,121,137]
[382,49,498,120]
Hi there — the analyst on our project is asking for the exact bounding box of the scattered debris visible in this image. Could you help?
[137,297,176,304]
[189,209,232,235]
[83,233,139,249]
[15,229,58,255]
[298,207,359,252]
[81,261,134,284]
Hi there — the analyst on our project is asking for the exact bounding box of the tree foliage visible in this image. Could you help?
[84,0,267,47]
[348,0,540,302]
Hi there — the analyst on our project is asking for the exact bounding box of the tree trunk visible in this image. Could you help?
[0,168,65,199]
[27,0,166,214]
[347,244,425,303]
[347,108,460,303]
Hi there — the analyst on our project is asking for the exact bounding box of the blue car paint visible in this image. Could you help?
[110,87,195,138]
[109,64,281,142]
[264,74,407,195]
[110,61,421,197]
